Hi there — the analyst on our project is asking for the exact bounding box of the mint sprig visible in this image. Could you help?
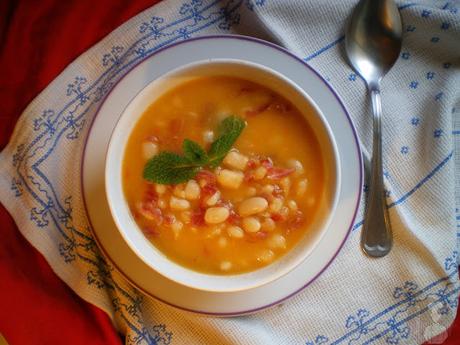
[143,116,246,184]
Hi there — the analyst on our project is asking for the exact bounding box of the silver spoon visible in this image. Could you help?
[345,0,402,257]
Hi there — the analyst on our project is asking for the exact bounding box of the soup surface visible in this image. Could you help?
[122,76,326,274]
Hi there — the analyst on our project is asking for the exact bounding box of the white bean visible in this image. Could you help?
[217,169,244,189]
[279,206,289,217]
[269,198,283,212]
[136,202,155,220]
[227,226,244,238]
[173,184,186,198]
[296,179,308,197]
[206,191,221,206]
[142,141,159,160]
[171,221,183,239]
[205,207,230,224]
[155,184,166,194]
[180,211,191,224]
[203,130,214,143]
[207,227,222,238]
[157,198,167,209]
[220,261,232,271]
[286,159,305,175]
[262,184,275,194]
[268,234,286,249]
[223,151,249,171]
[246,187,257,197]
[242,217,261,233]
[253,166,267,180]
[262,218,276,232]
[218,237,228,248]
[257,249,275,263]
[287,200,298,212]
[184,180,200,200]
[238,197,268,217]
[169,196,190,210]
[280,177,291,195]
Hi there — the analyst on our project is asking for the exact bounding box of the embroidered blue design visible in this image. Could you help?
[180,1,206,23]
[435,92,444,101]
[218,5,241,30]
[444,251,458,271]
[139,16,166,38]
[401,52,410,60]
[409,81,418,89]
[400,146,409,154]
[393,281,419,307]
[421,9,431,17]
[245,0,266,11]
[306,335,329,345]
[426,72,435,80]
[434,129,443,138]
[130,325,173,345]
[33,110,57,135]
[102,46,124,66]
[66,76,89,105]
[305,251,459,344]
[441,22,450,30]
[435,285,459,315]
[345,309,370,336]
[385,317,410,344]
[411,117,420,126]
[11,178,23,197]
[348,73,357,81]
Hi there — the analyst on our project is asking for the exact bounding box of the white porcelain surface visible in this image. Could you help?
[82,35,362,315]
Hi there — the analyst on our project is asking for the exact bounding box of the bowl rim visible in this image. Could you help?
[81,34,363,315]
[104,58,342,292]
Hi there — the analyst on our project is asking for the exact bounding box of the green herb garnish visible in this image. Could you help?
[143,116,246,184]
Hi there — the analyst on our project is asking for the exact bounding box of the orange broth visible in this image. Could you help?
[122,76,326,274]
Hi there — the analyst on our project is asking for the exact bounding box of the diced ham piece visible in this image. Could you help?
[226,209,241,225]
[254,231,268,240]
[200,184,218,207]
[142,226,160,237]
[287,211,305,230]
[270,212,286,222]
[191,208,206,227]
[247,159,258,169]
[266,167,295,180]
[245,102,271,116]
[196,170,216,186]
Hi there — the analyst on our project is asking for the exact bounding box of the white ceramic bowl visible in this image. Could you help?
[105,59,341,293]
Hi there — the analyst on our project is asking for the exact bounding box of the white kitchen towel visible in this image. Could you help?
[1,0,459,344]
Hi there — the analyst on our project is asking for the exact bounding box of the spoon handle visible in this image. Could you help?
[361,87,393,257]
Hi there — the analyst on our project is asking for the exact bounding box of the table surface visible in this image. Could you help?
[0,1,458,344]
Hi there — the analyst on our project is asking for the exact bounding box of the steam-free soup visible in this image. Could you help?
[122,76,326,275]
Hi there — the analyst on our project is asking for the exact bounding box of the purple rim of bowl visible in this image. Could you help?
[80,34,363,316]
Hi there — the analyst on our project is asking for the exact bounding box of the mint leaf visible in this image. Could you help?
[143,152,201,184]
[183,139,208,164]
[208,116,246,167]
[142,116,246,184]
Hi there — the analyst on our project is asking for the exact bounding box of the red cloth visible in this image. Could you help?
[0,1,160,344]
[0,0,458,344]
